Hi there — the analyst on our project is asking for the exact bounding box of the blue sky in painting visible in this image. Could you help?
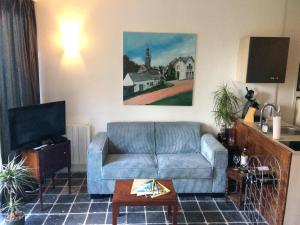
[123,32,196,67]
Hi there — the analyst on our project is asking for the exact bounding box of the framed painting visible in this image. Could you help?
[123,32,196,106]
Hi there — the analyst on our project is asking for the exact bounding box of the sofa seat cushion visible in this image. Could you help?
[102,154,157,179]
[157,154,212,179]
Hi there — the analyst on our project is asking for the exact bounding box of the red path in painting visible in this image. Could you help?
[124,80,194,105]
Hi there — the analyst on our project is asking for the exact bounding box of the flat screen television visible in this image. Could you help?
[8,101,66,150]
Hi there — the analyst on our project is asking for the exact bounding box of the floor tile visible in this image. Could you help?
[196,195,213,201]
[55,173,68,178]
[216,201,237,211]
[203,211,225,222]
[222,211,246,222]
[31,204,53,214]
[54,179,68,186]
[89,203,109,213]
[20,172,268,225]
[50,203,71,214]
[61,186,80,194]
[199,201,218,211]
[45,186,63,195]
[127,205,144,212]
[22,203,35,214]
[127,212,146,223]
[56,194,76,203]
[25,215,47,225]
[64,214,86,225]
[79,186,87,193]
[180,201,200,211]
[75,194,91,202]
[146,212,165,223]
[106,212,126,224]
[184,211,205,223]
[72,172,86,178]
[227,223,248,225]
[71,178,84,186]
[39,194,58,203]
[70,203,90,213]
[44,214,66,225]
[85,213,106,224]
[146,205,163,211]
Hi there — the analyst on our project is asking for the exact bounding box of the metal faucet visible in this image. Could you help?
[259,103,278,129]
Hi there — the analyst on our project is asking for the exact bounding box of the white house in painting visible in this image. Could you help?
[123,72,161,93]
[171,56,195,80]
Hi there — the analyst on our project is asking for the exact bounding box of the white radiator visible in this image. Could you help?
[66,124,91,170]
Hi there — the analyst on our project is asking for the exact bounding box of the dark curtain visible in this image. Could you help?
[0,0,40,164]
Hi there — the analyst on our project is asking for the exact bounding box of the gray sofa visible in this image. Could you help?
[87,122,228,194]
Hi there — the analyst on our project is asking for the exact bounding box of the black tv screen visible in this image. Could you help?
[8,101,66,150]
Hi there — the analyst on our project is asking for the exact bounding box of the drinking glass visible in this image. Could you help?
[233,154,240,170]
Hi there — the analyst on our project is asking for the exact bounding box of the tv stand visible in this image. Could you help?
[21,139,71,210]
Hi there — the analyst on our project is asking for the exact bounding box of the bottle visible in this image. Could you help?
[240,147,248,168]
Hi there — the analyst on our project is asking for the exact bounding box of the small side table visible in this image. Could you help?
[226,167,247,209]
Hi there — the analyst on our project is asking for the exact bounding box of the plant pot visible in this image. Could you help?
[226,127,236,146]
[4,214,25,225]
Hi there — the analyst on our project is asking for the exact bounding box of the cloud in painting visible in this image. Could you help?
[123,32,196,66]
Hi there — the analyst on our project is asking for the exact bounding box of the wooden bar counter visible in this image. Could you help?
[235,120,292,225]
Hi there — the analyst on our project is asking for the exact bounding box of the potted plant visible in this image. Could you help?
[213,84,241,144]
[0,157,33,225]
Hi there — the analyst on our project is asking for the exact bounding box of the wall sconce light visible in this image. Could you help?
[60,20,82,58]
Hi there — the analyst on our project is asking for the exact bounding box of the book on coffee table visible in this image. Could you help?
[131,179,154,195]
[131,179,170,197]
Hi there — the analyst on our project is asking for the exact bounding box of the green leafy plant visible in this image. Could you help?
[213,84,241,128]
[0,156,33,222]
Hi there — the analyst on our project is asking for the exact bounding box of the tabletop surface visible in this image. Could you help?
[112,179,177,204]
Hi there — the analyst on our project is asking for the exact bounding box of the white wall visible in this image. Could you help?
[35,0,300,135]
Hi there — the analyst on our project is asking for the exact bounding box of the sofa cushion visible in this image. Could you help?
[157,154,212,179]
[107,122,155,154]
[155,122,201,154]
[102,154,157,179]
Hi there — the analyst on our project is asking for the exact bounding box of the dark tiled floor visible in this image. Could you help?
[0,173,268,225]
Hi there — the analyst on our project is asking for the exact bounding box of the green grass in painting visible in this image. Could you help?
[149,91,193,106]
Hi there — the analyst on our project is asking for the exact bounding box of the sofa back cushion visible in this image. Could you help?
[155,122,201,154]
[107,122,155,154]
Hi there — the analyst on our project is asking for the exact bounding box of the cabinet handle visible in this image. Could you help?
[270,76,274,80]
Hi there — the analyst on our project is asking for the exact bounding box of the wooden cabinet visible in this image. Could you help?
[236,37,290,83]
[22,140,71,209]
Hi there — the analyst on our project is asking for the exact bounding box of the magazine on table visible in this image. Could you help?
[131,179,170,198]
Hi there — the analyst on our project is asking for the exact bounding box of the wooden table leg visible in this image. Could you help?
[237,180,243,208]
[167,205,171,216]
[112,203,119,225]
[172,203,178,225]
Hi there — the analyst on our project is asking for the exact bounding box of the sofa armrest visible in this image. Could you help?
[201,133,228,193]
[87,132,108,185]
[201,133,228,168]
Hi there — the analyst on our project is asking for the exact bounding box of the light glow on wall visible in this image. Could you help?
[57,12,87,66]
[60,20,81,58]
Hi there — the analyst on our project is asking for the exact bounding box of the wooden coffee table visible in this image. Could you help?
[112,180,178,225]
